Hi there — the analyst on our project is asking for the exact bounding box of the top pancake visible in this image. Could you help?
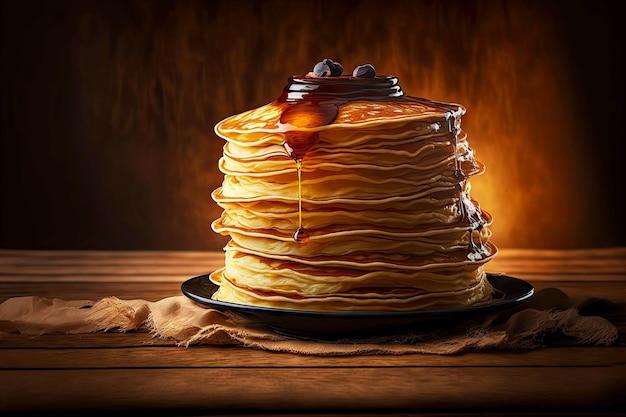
[216,96,465,135]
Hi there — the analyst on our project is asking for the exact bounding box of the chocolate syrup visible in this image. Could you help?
[448,115,464,179]
[446,112,487,257]
[463,192,488,257]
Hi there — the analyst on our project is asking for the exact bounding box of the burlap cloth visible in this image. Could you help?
[0,288,621,355]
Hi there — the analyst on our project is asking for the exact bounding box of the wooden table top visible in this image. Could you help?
[1,247,625,416]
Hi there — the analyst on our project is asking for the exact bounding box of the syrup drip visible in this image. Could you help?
[282,130,320,244]
[448,115,465,179]
[457,182,466,220]
[292,159,309,243]
[466,197,484,251]
[278,75,404,243]
[469,222,485,252]
[465,196,488,257]
[449,115,466,225]
[276,76,468,245]
[448,115,487,257]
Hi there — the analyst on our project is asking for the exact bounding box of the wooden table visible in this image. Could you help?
[1,248,625,416]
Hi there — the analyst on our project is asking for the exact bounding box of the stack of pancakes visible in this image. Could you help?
[210,75,497,311]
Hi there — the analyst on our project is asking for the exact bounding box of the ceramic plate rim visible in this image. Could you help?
[181,273,535,319]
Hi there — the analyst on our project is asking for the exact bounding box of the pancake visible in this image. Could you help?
[209,63,497,311]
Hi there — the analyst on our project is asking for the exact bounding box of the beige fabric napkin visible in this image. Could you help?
[0,288,619,355]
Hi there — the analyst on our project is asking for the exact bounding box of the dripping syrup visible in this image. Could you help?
[447,113,486,256]
[448,115,465,179]
[277,75,405,243]
[276,75,461,243]
[292,159,309,243]
[465,195,487,257]
[282,134,318,245]
[450,115,469,240]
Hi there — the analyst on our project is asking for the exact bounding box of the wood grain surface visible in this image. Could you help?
[1,248,625,416]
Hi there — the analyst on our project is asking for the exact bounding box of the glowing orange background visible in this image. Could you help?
[0,0,623,250]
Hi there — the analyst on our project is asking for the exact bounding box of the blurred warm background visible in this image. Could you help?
[1,0,623,251]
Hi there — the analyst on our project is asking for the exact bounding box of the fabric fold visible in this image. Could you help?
[0,288,620,355]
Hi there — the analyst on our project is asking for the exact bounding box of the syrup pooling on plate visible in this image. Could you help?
[211,61,497,311]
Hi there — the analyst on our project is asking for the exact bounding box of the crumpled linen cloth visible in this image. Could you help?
[0,288,620,355]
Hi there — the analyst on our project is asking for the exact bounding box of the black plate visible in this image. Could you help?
[181,273,534,340]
